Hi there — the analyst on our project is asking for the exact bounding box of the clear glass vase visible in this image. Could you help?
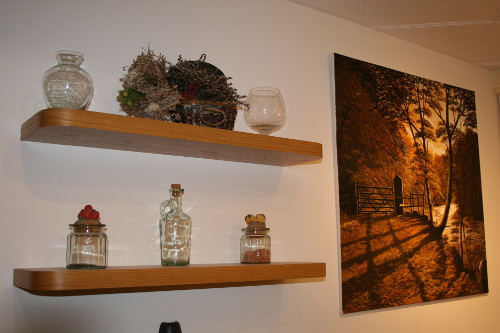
[160,184,192,266]
[42,50,94,110]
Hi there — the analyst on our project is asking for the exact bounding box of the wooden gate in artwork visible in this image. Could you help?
[354,183,395,214]
[347,175,427,215]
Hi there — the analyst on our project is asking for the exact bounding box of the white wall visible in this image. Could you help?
[1,0,499,332]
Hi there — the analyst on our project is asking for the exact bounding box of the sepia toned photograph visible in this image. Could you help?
[334,53,488,314]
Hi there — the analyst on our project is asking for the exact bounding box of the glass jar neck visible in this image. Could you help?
[242,227,270,235]
[69,224,106,233]
[56,50,83,66]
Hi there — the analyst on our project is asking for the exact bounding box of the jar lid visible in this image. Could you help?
[69,223,106,227]
[242,227,270,236]
[247,221,266,228]
[242,227,270,231]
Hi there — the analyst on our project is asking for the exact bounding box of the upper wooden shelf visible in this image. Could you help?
[14,262,326,296]
[20,109,322,166]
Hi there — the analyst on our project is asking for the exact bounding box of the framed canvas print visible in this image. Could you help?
[333,53,488,314]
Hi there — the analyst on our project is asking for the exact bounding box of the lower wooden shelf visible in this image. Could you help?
[13,262,326,296]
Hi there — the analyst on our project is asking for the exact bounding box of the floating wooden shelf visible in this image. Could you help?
[14,262,326,296]
[18,111,325,296]
[20,109,322,166]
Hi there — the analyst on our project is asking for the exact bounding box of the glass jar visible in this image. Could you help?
[240,225,271,263]
[42,50,94,110]
[160,184,192,266]
[66,224,107,269]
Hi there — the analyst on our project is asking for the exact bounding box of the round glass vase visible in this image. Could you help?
[42,50,94,110]
[240,226,271,264]
[66,223,107,269]
[244,87,286,135]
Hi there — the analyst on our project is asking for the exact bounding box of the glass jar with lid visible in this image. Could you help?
[66,205,107,269]
[240,221,270,264]
[66,224,107,269]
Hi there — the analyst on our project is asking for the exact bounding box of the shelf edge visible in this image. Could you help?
[14,262,326,296]
[21,109,323,166]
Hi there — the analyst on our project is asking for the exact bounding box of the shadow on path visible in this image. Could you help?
[340,213,480,314]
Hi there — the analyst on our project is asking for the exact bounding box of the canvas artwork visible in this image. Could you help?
[334,53,488,314]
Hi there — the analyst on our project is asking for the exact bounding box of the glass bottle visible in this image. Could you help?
[240,223,271,264]
[160,184,192,266]
[66,224,107,269]
[42,50,94,110]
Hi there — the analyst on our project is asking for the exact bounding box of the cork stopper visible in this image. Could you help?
[171,184,182,196]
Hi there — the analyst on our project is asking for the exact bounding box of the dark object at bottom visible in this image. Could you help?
[159,321,182,333]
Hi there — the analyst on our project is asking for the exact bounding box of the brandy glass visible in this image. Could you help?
[244,87,286,135]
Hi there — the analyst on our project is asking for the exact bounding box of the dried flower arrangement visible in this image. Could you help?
[117,48,181,121]
[168,54,246,108]
[117,48,246,128]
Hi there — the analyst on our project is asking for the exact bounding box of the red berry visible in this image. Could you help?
[84,205,93,211]
[90,210,100,219]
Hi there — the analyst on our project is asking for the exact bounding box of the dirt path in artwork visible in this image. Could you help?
[340,213,481,314]
[432,204,457,241]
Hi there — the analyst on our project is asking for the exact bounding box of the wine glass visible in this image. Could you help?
[244,87,286,135]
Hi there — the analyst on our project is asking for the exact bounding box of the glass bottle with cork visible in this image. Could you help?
[160,184,192,265]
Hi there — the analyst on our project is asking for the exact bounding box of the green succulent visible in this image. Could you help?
[117,86,146,108]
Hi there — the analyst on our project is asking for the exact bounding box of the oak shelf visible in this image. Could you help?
[18,111,325,295]
[20,109,323,166]
[13,262,326,296]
